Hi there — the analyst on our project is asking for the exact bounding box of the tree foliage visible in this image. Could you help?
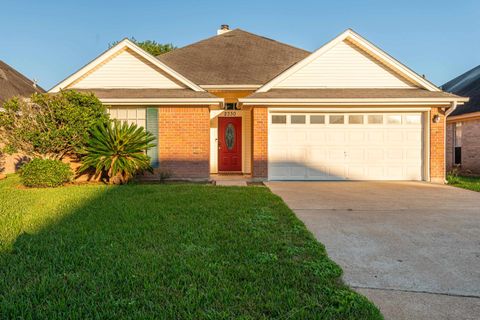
[110,37,176,56]
[79,120,156,184]
[0,91,108,159]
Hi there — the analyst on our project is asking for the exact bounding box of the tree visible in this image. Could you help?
[110,37,176,56]
[79,120,156,184]
[0,90,108,160]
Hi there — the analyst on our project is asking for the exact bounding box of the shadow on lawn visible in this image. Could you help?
[0,183,382,319]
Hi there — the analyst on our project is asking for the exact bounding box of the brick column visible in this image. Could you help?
[430,107,446,183]
[251,107,268,179]
[159,107,210,179]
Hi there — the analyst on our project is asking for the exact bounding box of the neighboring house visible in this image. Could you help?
[443,65,480,175]
[0,60,44,174]
[49,26,467,183]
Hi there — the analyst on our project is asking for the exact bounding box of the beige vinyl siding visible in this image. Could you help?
[71,49,184,89]
[275,40,416,89]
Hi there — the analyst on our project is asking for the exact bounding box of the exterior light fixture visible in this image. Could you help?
[432,114,441,123]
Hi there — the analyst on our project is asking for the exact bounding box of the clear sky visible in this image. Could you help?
[1,0,478,90]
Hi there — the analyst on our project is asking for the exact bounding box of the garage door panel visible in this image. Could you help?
[268,112,424,181]
[348,130,366,143]
[327,131,346,144]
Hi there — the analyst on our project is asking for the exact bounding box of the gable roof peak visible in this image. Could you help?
[257,29,440,92]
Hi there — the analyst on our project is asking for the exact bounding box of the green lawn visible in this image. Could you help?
[447,175,480,192]
[0,175,381,319]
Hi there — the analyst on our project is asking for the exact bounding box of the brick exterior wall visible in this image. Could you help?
[446,119,480,175]
[251,107,268,179]
[430,108,446,183]
[158,107,210,179]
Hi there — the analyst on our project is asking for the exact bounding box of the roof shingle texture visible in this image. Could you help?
[73,88,217,99]
[245,88,461,99]
[442,65,480,116]
[157,29,310,86]
[0,60,44,103]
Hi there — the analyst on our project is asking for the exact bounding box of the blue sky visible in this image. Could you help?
[1,0,479,89]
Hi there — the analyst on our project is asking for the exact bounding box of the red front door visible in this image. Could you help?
[218,117,242,172]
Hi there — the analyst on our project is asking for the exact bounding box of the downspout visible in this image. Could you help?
[444,101,458,183]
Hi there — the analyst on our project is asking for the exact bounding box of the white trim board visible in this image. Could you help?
[258,29,440,92]
[49,39,204,93]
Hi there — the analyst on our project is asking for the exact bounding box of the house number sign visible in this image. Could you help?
[223,111,238,117]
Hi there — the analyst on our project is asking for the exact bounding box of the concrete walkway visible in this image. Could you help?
[266,181,480,320]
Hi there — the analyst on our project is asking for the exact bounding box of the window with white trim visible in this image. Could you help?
[108,107,146,128]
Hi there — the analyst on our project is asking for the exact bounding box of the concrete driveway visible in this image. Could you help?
[266,181,480,320]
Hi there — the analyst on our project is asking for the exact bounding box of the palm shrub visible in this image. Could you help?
[79,120,156,184]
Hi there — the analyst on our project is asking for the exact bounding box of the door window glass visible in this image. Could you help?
[405,114,421,125]
[329,115,345,124]
[386,115,402,125]
[291,115,306,124]
[367,115,383,124]
[310,115,325,124]
[272,115,287,124]
[348,115,364,124]
[225,123,235,150]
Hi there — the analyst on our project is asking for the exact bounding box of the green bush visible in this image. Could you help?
[20,158,73,188]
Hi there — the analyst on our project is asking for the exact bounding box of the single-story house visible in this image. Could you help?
[0,60,44,174]
[443,65,480,175]
[49,26,468,183]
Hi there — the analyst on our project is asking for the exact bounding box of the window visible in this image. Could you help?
[225,103,239,110]
[386,115,402,125]
[405,114,421,125]
[348,115,364,124]
[108,107,146,128]
[329,115,344,124]
[271,115,287,124]
[454,122,462,165]
[310,115,325,124]
[291,115,306,124]
[367,115,383,124]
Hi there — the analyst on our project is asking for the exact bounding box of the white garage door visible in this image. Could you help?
[268,112,424,181]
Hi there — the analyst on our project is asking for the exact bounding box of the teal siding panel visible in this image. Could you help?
[146,108,159,168]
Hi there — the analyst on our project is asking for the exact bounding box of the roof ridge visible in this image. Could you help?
[157,28,309,60]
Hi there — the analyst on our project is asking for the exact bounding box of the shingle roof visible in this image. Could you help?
[244,88,462,100]
[0,60,44,103]
[442,65,480,116]
[73,88,218,99]
[157,29,310,86]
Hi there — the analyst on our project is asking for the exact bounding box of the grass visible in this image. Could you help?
[0,175,382,319]
[446,174,480,192]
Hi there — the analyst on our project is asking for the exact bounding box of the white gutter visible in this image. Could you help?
[443,101,458,183]
[100,98,223,105]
